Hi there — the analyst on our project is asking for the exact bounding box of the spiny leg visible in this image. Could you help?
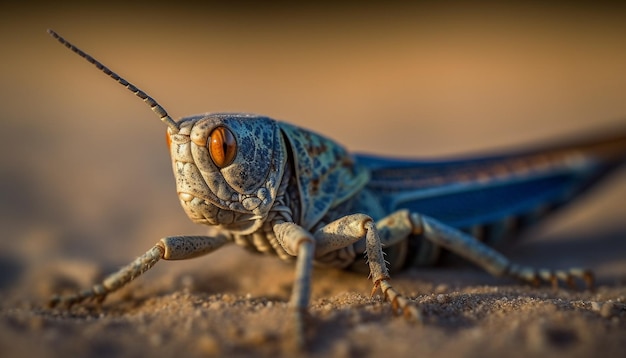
[362,220,421,320]
[313,213,420,320]
[410,214,594,289]
[49,235,229,308]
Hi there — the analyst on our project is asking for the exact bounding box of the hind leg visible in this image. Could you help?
[349,209,593,288]
[411,214,594,288]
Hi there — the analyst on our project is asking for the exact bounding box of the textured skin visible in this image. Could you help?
[169,114,286,235]
[166,113,376,265]
[278,121,369,230]
[169,112,626,271]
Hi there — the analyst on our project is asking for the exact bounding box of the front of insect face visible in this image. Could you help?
[166,114,287,235]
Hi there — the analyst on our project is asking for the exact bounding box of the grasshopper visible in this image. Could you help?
[47,30,626,346]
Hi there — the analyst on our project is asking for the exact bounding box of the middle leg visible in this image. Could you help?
[313,213,420,319]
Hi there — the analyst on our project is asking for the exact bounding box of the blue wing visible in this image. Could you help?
[355,132,626,230]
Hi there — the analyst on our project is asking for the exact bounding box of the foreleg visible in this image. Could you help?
[273,222,315,348]
[49,235,229,307]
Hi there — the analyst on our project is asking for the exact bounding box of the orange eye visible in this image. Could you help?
[208,126,237,168]
[165,130,172,150]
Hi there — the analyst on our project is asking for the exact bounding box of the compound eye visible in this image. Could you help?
[165,130,172,150]
[208,126,237,168]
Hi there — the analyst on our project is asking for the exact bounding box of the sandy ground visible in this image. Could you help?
[1,3,626,357]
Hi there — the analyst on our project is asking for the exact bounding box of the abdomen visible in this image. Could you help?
[356,130,626,265]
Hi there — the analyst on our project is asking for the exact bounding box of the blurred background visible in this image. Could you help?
[1,2,625,299]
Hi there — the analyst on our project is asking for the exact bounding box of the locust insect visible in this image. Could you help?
[47,29,626,347]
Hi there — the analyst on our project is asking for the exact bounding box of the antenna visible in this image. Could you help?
[47,29,179,133]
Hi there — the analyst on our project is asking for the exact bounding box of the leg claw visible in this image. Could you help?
[508,266,594,290]
[377,279,421,322]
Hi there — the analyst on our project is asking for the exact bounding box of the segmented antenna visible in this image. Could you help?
[47,29,180,132]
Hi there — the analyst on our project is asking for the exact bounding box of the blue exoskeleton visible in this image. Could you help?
[47,30,626,347]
